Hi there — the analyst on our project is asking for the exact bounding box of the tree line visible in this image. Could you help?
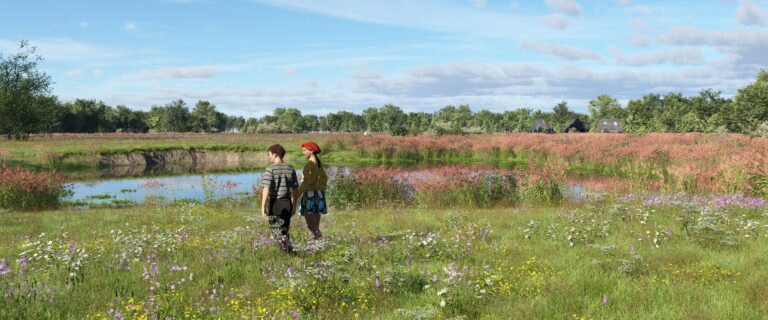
[3,41,768,139]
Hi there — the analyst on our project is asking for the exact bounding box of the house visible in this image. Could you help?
[530,119,554,133]
[563,118,588,133]
[596,119,623,133]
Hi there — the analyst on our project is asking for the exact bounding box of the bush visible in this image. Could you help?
[414,170,518,208]
[520,180,564,204]
[0,167,71,210]
[328,167,413,209]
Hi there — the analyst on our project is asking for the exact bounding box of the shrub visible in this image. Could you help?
[412,168,518,208]
[520,180,564,204]
[328,167,413,209]
[0,167,71,210]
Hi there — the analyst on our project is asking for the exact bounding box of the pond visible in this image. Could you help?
[67,171,273,206]
[66,165,603,207]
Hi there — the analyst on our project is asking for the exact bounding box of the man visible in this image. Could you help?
[261,144,299,252]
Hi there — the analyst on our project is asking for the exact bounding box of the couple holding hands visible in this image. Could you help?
[260,141,328,252]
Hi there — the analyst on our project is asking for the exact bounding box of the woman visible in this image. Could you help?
[296,141,328,240]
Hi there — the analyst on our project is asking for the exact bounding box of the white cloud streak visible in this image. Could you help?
[615,47,705,66]
[519,41,601,60]
[131,66,218,79]
[545,0,582,16]
[736,1,768,26]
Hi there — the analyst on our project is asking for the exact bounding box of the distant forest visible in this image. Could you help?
[3,41,768,139]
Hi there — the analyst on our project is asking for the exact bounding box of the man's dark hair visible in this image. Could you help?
[268,144,286,159]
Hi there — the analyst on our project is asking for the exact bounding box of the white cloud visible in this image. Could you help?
[0,38,121,63]
[131,66,218,79]
[471,0,487,8]
[736,1,767,26]
[659,26,768,75]
[349,68,383,80]
[519,41,601,60]
[630,35,649,47]
[545,0,582,16]
[615,0,632,5]
[351,61,721,102]
[280,66,298,75]
[92,69,104,77]
[78,21,89,28]
[64,69,83,77]
[123,22,138,31]
[541,14,569,29]
[615,47,705,66]
[659,26,768,47]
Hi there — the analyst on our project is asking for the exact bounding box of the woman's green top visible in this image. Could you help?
[298,158,328,194]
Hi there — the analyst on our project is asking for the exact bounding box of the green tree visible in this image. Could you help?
[301,114,319,132]
[379,104,408,135]
[406,112,432,135]
[587,95,626,131]
[730,70,768,133]
[61,99,115,133]
[0,40,57,139]
[432,105,473,134]
[472,109,502,133]
[225,115,246,133]
[501,109,534,132]
[114,105,148,132]
[624,94,663,133]
[362,107,382,132]
[551,101,579,131]
[274,107,303,133]
[147,100,192,132]
[191,100,226,132]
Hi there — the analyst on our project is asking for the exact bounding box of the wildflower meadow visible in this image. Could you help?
[1,133,768,319]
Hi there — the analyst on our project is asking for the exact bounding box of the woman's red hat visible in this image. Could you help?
[301,141,321,154]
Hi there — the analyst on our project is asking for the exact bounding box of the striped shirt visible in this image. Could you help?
[261,163,298,199]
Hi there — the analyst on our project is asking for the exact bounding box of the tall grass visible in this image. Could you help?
[0,167,71,211]
[351,133,768,193]
[328,166,562,209]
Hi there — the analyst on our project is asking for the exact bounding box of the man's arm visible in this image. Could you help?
[260,168,272,217]
[261,187,269,217]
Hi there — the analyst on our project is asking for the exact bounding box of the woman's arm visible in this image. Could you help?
[297,161,314,196]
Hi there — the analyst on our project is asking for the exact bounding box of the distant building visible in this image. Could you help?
[530,119,554,133]
[563,118,588,133]
[596,119,623,133]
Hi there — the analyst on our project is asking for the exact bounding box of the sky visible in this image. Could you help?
[1,0,767,117]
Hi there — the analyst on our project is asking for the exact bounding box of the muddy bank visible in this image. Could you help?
[98,150,269,175]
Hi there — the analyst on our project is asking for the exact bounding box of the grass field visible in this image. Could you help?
[2,133,768,319]
[1,197,767,319]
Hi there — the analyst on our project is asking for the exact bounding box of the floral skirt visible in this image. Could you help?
[299,190,327,215]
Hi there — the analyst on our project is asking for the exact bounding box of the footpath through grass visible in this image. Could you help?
[1,199,767,319]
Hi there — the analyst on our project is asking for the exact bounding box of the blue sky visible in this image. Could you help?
[1,0,767,117]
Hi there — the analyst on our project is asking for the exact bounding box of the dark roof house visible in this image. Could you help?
[596,119,623,133]
[563,118,588,133]
[530,119,554,133]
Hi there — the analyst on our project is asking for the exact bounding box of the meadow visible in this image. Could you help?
[1,133,768,319]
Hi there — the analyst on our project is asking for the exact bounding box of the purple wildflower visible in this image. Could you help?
[603,294,609,306]
[375,276,381,289]
[0,258,10,275]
